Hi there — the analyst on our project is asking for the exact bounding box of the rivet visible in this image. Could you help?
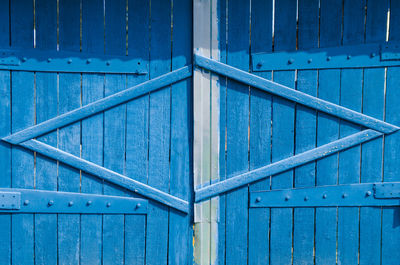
[256,62,262,68]
[342,193,347,198]
[304,196,309,201]
[67,59,72,64]
[288,58,294,64]
[134,189,138,193]
[366,190,372,196]
[370,53,376,58]
[86,59,91,64]
[86,201,92,206]
[48,200,54,206]
[285,195,290,201]
[68,201,74,207]
[307,58,312,64]
[23,200,30,206]
[347,55,351,60]
[47,58,52,62]
[136,203,141,209]
[106,61,111,66]
[255,196,262,202]
[22,57,27,62]
[326,56,331,61]
[106,202,111,207]
[322,194,327,199]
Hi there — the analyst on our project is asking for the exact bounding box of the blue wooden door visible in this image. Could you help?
[0,1,192,264]
[193,0,400,264]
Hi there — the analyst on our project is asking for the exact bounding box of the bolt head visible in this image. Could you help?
[307,58,312,64]
[342,193,347,198]
[322,194,327,199]
[256,62,262,68]
[106,202,111,207]
[347,55,351,60]
[22,57,27,62]
[47,58,52,62]
[304,196,309,201]
[288,58,294,64]
[86,201,92,206]
[255,196,262,202]
[370,53,376,58]
[326,56,331,61]
[23,200,30,206]
[136,203,141,209]
[68,201,74,207]
[86,59,91,64]
[134,189,139,193]
[67,59,72,64]
[366,190,372,196]
[48,200,54,206]
[285,195,290,201]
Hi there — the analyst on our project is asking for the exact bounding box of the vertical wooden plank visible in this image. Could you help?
[248,0,272,264]
[293,1,319,264]
[315,0,342,263]
[382,2,400,263]
[103,1,127,264]
[270,0,296,264]
[34,2,58,264]
[58,1,81,264]
[360,1,387,264]
[146,0,171,264]
[169,0,192,264]
[0,0,11,264]
[81,0,104,264]
[10,1,35,264]
[124,0,150,264]
[225,0,249,264]
[337,2,365,264]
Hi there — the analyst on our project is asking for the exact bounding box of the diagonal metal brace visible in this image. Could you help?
[195,129,382,202]
[20,139,189,213]
[2,65,192,145]
[194,54,399,134]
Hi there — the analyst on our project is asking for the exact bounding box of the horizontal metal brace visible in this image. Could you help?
[0,188,147,214]
[0,48,147,74]
[250,182,400,208]
[252,42,400,71]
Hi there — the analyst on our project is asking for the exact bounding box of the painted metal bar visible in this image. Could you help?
[194,54,399,134]
[0,48,147,74]
[252,42,400,71]
[195,129,382,202]
[0,188,147,214]
[19,139,189,213]
[2,65,192,145]
[249,182,400,207]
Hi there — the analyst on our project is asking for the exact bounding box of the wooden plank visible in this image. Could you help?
[81,0,104,263]
[194,55,399,135]
[34,1,58,264]
[315,1,342,262]
[337,2,365,263]
[225,0,250,263]
[270,0,296,263]
[103,1,127,263]
[124,0,150,263]
[3,66,191,145]
[293,1,319,264]
[58,1,81,263]
[146,0,171,263]
[169,0,192,264]
[0,0,11,263]
[10,1,34,264]
[195,129,381,201]
[360,0,388,263]
[248,0,272,263]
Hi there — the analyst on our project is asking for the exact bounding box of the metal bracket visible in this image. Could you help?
[0,192,21,209]
[0,188,147,214]
[374,182,400,198]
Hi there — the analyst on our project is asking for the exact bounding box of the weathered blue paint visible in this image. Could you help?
[194,54,399,134]
[195,130,381,201]
[0,188,147,214]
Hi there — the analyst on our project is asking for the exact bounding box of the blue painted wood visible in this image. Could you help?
[103,1,127,263]
[124,0,150,263]
[57,2,82,263]
[338,2,365,263]
[315,1,342,263]
[250,182,400,207]
[225,0,250,264]
[146,1,171,263]
[0,0,11,263]
[81,0,104,263]
[0,188,147,214]
[169,0,192,264]
[248,0,272,263]
[194,55,399,135]
[293,2,319,264]
[34,1,58,264]
[10,1,35,264]
[2,65,191,145]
